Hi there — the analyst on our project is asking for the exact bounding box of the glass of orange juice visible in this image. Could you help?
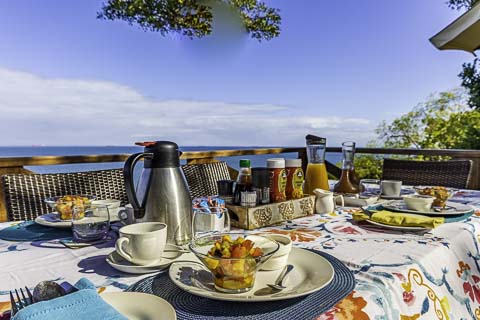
[304,135,329,194]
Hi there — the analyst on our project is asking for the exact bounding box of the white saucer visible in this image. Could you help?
[107,246,186,274]
[169,247,334,302]
[35,211,121,229]
[101,292,176,319]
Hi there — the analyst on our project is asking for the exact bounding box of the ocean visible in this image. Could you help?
[0,146,342,173]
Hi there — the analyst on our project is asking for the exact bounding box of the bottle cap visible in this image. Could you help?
[306,135,326,146]
[267,158,285,169]
[285,159,302,167]
[239,159,251,168]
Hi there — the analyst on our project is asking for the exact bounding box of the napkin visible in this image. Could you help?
[353,210,445,228]
[12,278,127,320]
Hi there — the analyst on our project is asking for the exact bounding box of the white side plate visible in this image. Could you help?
[101,292,176,320]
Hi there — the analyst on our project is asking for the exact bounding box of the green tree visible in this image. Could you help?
[375,90,480,150]
[98,0,281,41]
[354,90,480,179]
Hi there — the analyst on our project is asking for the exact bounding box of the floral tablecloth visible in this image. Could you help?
[1,190,480,319]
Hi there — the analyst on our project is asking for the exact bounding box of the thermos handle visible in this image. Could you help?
[123,152,152,219]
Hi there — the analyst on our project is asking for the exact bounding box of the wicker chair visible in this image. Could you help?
[1,169,128,221]
[381,158,473,188]
[182,162,232,199]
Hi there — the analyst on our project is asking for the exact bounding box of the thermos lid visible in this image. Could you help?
[285,159,302,167]
[239,159,251,168]
[136,141,181,168]
[267,158,285,169]
[306,134,326,145]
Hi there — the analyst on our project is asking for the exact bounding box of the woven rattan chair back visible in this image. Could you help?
[1,169,128,221]
[182,162,232,199]
[381,158,473,188]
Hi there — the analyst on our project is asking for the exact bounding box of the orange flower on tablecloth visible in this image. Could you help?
[316,291,369,320]
[264,228,322,242]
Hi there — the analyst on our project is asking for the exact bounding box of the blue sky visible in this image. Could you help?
[0,0,473,146]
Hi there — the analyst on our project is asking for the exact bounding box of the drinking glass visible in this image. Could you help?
[192,207,230,239]
[72,204,110,242]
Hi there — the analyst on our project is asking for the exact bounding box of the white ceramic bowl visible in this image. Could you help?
[261,234,292,271]
[404,195,435,212]
[92,199,121,216]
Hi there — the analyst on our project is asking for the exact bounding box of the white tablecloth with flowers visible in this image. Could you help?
[1,190,480,319]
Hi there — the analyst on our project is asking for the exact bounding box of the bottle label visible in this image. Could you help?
[278,169,287,193]
[291,168,304,199]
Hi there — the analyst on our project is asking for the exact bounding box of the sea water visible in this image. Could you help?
[0,146,342,173]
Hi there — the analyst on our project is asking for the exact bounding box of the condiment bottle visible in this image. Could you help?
[285,159,304,200]
[304,135,329,194]
[333,141,360,194]
[233,159,253,205]
[267,158,287,203]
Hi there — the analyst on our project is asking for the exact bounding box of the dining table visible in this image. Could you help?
[1,188,480,319]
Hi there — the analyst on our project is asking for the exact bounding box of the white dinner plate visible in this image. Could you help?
[382,200,473,216]
[169,247,334,302]
[364,219,431,231]
[106,246,186,274]
[35,211,121,228]
[101,292,176,320]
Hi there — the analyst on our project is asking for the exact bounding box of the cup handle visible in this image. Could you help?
[334,195,344,208]
[115,237,133,262]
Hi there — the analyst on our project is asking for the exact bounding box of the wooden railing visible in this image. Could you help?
[0,147,478,222]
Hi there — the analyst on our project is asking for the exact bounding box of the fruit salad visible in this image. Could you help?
[55,195,92,220]
[203,235,263,292]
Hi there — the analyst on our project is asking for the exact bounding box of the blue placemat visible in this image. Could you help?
[127,250,355,320]
[0,221,72,241]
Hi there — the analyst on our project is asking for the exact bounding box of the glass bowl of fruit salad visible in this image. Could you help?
[189,233,279,293]
[45,195,96,220]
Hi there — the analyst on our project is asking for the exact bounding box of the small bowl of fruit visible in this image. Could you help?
[189,233,279,294]
[45,195,96,220]
[414,186,458,208]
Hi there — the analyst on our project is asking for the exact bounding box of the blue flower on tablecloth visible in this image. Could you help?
[0,244,27,254]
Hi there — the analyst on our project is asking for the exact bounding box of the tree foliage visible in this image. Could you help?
[376,90,480,150]
[354,90,480,179]
[459,59,480,110]
[446,0,479,10]
[98,0,281,41]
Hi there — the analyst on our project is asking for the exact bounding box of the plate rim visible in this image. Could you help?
[382,200,472,216]
[100,291,176,320]
[35,211,122,228]
[364,219,430,231]
[168,247,335,302]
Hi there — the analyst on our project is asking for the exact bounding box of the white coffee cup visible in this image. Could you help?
[313,189,344,214]
[115,222,167,265]
[380,180,402,197]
